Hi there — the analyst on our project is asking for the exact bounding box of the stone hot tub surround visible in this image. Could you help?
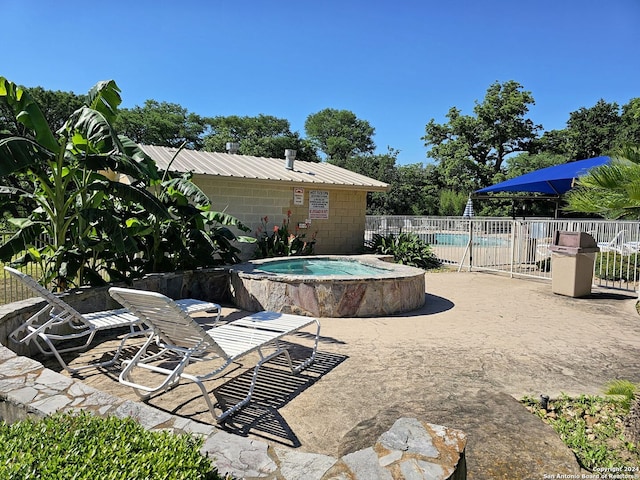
[230,255,426,317]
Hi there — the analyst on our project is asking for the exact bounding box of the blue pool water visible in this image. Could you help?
[435,233,507,247]
[256,258,390,276]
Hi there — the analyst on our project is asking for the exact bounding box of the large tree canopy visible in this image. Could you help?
[565,99,622,160]
[203,114,319,161]
[423,80,541,190]
[619,98,640,146]
[304,108,375,166]
[114,100,208,150]
[534,98,639,162]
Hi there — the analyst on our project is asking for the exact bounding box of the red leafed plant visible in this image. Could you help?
[254,211,316,258]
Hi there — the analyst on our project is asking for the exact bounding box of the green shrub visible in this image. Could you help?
[364,233,441,270]
[594,252,640,281]
[0,411,224,479]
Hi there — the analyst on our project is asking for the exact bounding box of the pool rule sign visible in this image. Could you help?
[309,190,329,219]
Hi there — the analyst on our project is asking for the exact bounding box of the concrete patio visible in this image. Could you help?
[14,271,640,478]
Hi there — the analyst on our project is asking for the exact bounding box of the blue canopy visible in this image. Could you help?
[475,156,610,195]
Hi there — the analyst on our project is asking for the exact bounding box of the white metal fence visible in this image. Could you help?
[366,216,640,292]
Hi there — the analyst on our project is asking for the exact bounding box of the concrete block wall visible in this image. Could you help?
[194,175,368,256]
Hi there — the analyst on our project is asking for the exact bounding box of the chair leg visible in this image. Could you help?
[189,345,297,423]
[66,328,153,375]
[119,337,195,400]
[292,319,321,374]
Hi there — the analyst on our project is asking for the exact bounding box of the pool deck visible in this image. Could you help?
[34,271,640,478]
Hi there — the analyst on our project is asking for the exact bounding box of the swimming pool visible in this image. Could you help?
[230,255,426,317]
[435,233,508,247]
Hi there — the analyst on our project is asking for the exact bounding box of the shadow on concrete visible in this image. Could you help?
[585,291,637,301]
[397,292,455,317]
[218,347,347,446]
[149,345,348,447]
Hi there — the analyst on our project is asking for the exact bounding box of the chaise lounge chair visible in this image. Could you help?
[597,230,626,254]
[108,286,320,422]
[5,266,221,374]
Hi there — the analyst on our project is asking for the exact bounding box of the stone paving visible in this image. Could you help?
[0,344,466,479]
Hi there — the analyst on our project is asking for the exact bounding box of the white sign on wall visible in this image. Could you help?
[309,190,329,219]
[293,187,304,206]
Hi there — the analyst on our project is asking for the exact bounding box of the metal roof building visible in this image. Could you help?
[140,145,388,256]
[140,145,389,192]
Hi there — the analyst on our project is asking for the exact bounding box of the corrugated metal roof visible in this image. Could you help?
[140,145,389,191]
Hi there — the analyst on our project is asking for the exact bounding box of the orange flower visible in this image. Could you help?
[287,210,292,217]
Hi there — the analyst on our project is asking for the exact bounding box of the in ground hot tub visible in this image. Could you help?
[230,255,425,317]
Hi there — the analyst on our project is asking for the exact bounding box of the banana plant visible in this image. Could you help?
[0,78,250,289]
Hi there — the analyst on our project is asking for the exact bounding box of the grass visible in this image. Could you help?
[522,385,639,471]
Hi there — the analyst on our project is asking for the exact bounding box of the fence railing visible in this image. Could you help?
[366,216,640,292]
[0,230,46,305]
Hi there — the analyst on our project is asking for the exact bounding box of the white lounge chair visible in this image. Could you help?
[5,266,221,374]
[108,286,320,422]
[622,241,640,254]
[597,231,626,254]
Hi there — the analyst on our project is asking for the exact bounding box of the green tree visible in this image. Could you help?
[617,98,640,147]
[537,129,572,156]
[114,100,208,150]
[342,148,398,214]
[438,189,468,216]
[304,108,375,165]
[382,163,441,215]
[565,99,621,160]
[564,145,640,219]
[534,98,640,160]
[0,78,248,289]
[0,86,86,135]
[342,147,398,180]
[203,114,319,161]
[423,80,541,189]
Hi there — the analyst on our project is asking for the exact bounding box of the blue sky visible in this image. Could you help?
[2,0,639,165]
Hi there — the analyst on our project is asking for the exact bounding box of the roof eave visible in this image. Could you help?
[190,173,389,192]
